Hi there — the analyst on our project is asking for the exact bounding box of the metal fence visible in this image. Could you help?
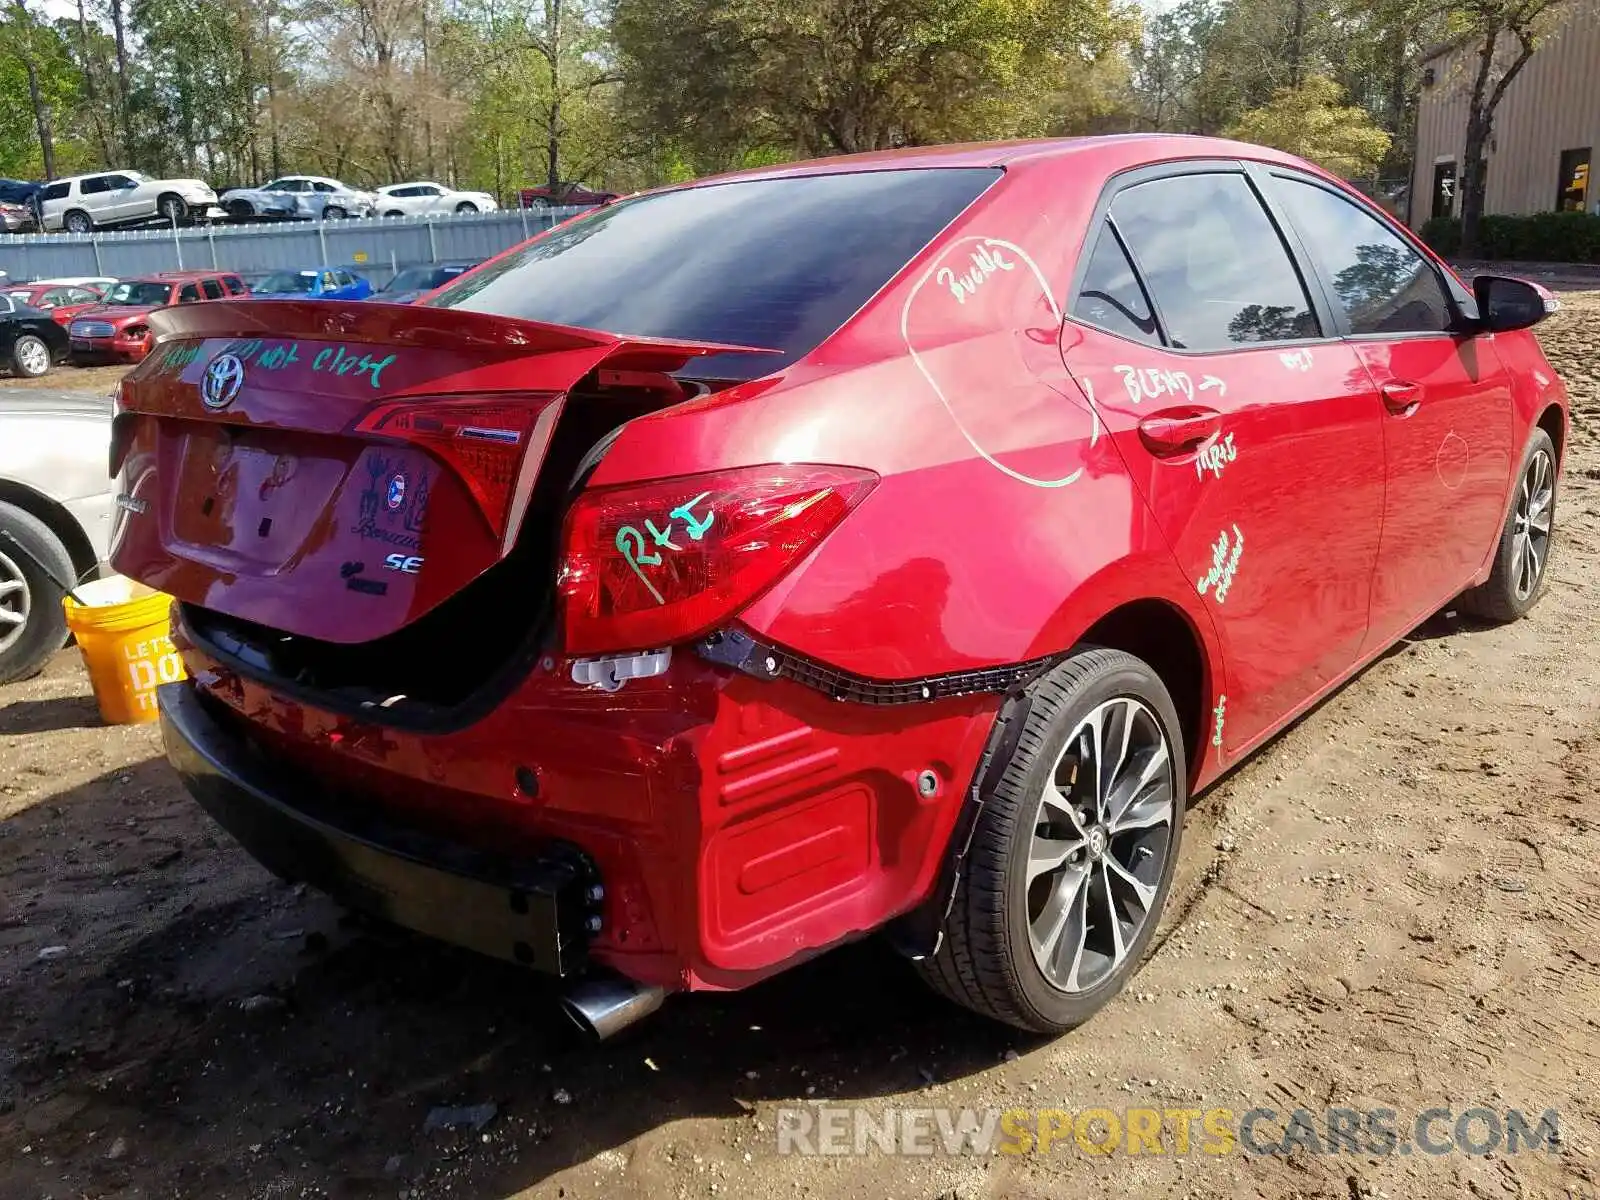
[0,207,586,288]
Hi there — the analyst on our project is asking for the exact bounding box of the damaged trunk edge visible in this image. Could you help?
[110,299,777,728]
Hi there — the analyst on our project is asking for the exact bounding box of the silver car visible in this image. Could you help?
[218,175,377,220]
[0,392,112,682]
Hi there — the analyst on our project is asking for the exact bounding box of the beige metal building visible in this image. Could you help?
[1411,5,1600,227]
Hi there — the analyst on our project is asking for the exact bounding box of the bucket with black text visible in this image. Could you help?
[62,575,186,725]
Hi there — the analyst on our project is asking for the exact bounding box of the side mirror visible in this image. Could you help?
[1473,274,1559,333]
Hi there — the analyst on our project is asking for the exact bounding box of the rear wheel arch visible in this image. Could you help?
[1538,403,1566,471]
[1078,598,1211,786]
[0,479,98,588]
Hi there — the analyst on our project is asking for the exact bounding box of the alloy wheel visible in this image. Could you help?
[1512,447,1554,601]
[0,546,31,655]
[1026,696,1176,993]
[16,337,48,376]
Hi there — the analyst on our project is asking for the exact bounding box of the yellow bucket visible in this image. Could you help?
[62,575,187,725]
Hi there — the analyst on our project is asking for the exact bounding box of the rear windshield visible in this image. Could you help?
[103,281,173,306]
[257,271,317,294]
[426,167,1001,380]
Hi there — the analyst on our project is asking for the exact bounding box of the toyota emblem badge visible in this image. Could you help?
[201,353,246,410]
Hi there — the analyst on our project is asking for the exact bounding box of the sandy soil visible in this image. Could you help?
[4,298,1600,1200]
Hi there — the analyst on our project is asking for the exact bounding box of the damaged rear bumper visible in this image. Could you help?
[157,681,598,975]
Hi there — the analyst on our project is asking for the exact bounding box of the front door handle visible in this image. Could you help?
[1380,379,1423,414]
[1138,409,1222,457]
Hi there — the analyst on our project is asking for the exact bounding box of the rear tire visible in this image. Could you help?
[1459,427,1557,623]
[11,334,51,378]
[916,648,1187,1033]
[63,209,92,233]
[0,501,74,684]
[225,199,255,218]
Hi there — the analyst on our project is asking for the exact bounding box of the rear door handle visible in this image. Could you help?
[1380,380,1423,414]
[1138,409,1222,457]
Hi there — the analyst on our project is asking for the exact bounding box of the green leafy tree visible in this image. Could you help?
[612,0,1139,166]
[1225,74,1392,176]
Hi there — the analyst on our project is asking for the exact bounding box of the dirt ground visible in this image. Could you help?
[4,299,1600,1200]
[6,362,132,392]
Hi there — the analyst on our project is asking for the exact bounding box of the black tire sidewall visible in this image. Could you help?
[1000,655,1188,1029]
[12,334,49,377]
[0,502,73,684]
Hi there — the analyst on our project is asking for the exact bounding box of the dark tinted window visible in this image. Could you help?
[41,182,68,201]
[428,168,1001,380]
[177,283,201,302]
[80,176,110,195]
[200,278,224,299]
[1275,178,1453,335]
[1072,223,1160,345]
[1112,173,1317,350]
[223,275,247,295]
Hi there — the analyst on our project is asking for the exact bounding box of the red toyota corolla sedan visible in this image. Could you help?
[108,136,1566,1039]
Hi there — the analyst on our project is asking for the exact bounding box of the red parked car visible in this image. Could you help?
[69,270,247,362]
[518,181,618,208]
[109,136,1567,1039]
[4,282,104,327]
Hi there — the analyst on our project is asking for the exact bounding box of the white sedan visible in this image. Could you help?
[374,182,498,217]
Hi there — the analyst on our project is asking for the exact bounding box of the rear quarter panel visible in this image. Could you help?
[591,153,1222,688]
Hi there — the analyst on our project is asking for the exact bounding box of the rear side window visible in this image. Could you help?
[428,167,1002,380]
[80,176,110,195]
[1273,177,1453,336]
[1072,223,1160,346]
[1111,173,1318,351]
[200,278,224,299]
[41,182,68,201]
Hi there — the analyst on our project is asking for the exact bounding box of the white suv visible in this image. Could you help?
[38,171,219,233]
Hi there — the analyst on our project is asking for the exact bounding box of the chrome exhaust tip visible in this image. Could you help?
[560,974,667,1041]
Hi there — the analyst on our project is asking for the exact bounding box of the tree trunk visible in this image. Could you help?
[1288,0,1306,87]
[110,0,132,159]
[1460,114,1489,256]
[1458,23,1539,258]
[14,6,56,178]
[545,0,562,190]
[74,0,114,163]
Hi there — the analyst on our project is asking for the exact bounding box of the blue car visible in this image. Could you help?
[250,267,372,301]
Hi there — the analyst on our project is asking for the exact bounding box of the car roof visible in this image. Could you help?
[696,134,1322,186]
[150,270,230,280]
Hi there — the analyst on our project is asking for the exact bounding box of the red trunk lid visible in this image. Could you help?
[109,300,771,645]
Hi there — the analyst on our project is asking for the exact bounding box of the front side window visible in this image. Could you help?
[200,278,224,299]
[428,167,1002,380]
[177,283,201,302]
[313,181,335,193]
[1071,222,1160,346]
[223,276,247,295]
[80,176,110,195]
[1274,177,1453,336]
[1111,172,1318,351]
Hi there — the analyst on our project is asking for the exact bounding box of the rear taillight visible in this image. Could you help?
[353,393,562,546]
[557,464,877,656]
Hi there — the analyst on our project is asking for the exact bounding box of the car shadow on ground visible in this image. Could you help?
[0,693,104,734]
[0,759,1028,1197]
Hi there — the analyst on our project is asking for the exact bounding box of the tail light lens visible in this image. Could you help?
[557,464,878,656]
[353,393,563,547]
